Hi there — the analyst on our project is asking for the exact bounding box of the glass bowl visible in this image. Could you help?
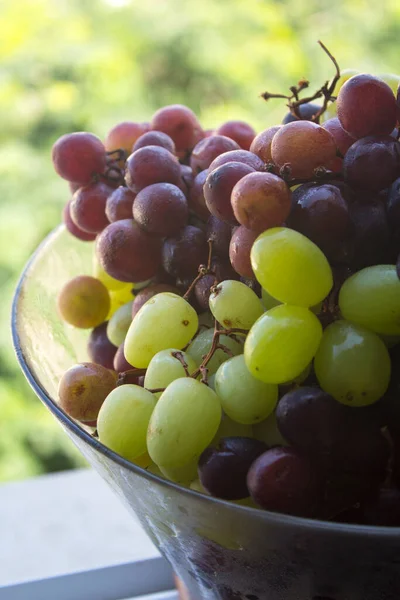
[12,226,400,600]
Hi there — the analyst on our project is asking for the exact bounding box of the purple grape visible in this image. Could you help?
[113,343,135,372]
[63,200,96,242]
[188,169,210,221]
[70,181,113,234]
[162,225,208,279]
[208,149,265,173]
[206,216,232,258]
[194,273,217,312]
[190,135,240,174]
[204,162,254,225]
[282,102,321,124]
[87,322,117,370]
[132,130,176,154]
[105,186,136,222]
[343,135,400,191]
[198,437,268,500]
[133,183,188,237]
[125,145,181,193]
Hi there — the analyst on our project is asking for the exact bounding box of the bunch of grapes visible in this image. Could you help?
[53,47,400,527]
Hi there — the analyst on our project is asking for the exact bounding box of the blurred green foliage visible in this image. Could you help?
[1,0,400,481]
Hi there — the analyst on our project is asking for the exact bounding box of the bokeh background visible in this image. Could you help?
[2,0,400,481]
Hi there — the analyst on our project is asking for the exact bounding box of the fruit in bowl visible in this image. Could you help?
[12,43,400,600]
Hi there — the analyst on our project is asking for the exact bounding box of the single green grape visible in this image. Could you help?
[147,378,221,469]
[186,328,243,375]
[251,227,333,307]
[378,73,400,95]
[261,288,281,311]
[124,293,198,368]
[160,459,199,485]
[106,300,133,347]
[253,411,289,447]
[211,413,253,445]
[314,320,391,407]
[97,384,156,461]
[144,349,198,399]
[339,265,400,336]
[209,280,264,330]
[244,304,322,384]
[215,355,278,424]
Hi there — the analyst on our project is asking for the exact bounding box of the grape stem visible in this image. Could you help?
[260,40,341,122]
[171,351,191,376]
[116,368,146,386]
[183,240,215,300]
[190,322,247,380]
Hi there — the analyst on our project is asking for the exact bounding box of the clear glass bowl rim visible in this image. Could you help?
[11,225,400,539]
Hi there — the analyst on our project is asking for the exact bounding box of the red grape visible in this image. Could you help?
[87,322,117,370]
[96,219,161,282]
[180,164,194,193]
[231,172,291,233]
[162,225,208,278]
[63,200,96,242]
[206,215,232,257]
[190,135,240,174]
[194,273,217,312]
[125,145,181,193]
[105,186,136,222]
[343,135,400,191]
[271,121,337,179]
[250,126,281,163]
[209,149,265,172]
[229,225,258,279]
[52,132,106,185]
[322,117,356,156]
[150,104,203,154]
[204,161,255,224]
[188,169,210,221]
[113,342,135,372]
[105,121,149,155]
[70,181,113,234]
[216,121,256,150]
[337,74,397,139]
[132,130,176,154]
[133,183,188,237]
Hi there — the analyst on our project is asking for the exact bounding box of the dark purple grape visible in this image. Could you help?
[125,145,181,193]
[198,437,268,500]
[240,277,261,297]
[247,447,320,516]
[188,169,210,221]
[276,387,346,463]
[216,121,256,151]
[162,225,208,279]
[52,132,106,185]
[180,164,194,197]
[346,199,391,269]
[87,322,117,370]
[397,254,400,279]
[133,183,188,237]
[194,273,217,312]
[379,344,400,434]
[282,102,321,124]
[70,182,113,234]
[206,216,232,258]
[321,470,380,521]
[209,149,265,173]
[363,488,400,526]
[113,342,135,372]
[190,135,240,174]
[132,130,175,154]
[287,183,351,263]
[343,135,400,191]
[96,219,162,282]
[229,226,257,279]
[387,176,400,256]
[211,257,240,282]
[204,161,254,225]
[63,200,96,242]
[131,283,181,318]
[105,186,136,222]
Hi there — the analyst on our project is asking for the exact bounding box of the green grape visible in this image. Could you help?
[378,73,400,95]
[190,478,208,494]
[144,349,198,399]
[124,293,198,368]
[97,384,156,460]
[133,452,152,469]
[251,227,333,307]
[147,378,221,468]
[209,280,264,330]
[160,459,199,485]
[314,320,391,407]
[108,285,135,319]
[186,328,242,375]
[215,355,278,424]
[106,301,133,347]
[211,413,253,445]
[244,304,322,384]
[339,265,400,336]
[261,288,281,311]
[253,411,289,447]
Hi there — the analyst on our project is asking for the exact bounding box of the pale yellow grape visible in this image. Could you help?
[379,73,400,95]
[211,413,253,445]
[244,304,322,384]
[251,227,333,307]
[107,301,133,347]
[187,328,242,375]
[339,265,400,336]
[93,250,129,291]
[147,378,221,468]
[133,452,152,468]
[97,385,156,461]
[160,459,199,485]
[144,349,198,399]
[209,280,264,330]
[124,293,198,368]
[314,320,391,407]
[107,285,135,319]
[253,412,288,447]
[215,355,278,424]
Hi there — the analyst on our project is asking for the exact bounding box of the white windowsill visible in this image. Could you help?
[0,469,176,599]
